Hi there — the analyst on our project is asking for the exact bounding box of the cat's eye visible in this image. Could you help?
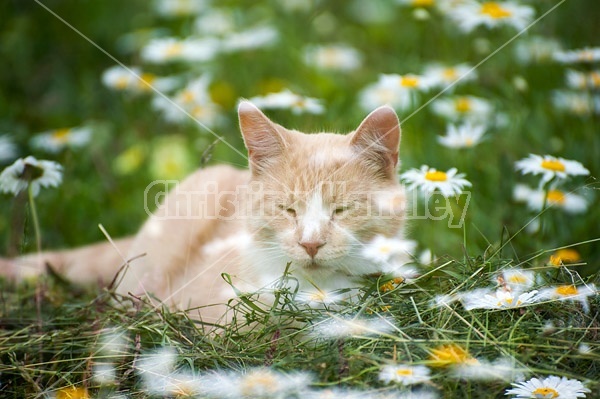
[332,205,350,217]
[278,205,297,217]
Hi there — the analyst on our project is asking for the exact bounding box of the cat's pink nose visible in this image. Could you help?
[299,241,325,258]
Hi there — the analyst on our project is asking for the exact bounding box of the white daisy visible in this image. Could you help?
[201,368,312,399]
[431,95,493,122]
[378,364,431,386]
[497,268,535,292]
[552,90,600,116]
[30,126,92,154]
[0,135,17,163]
[461,288,539,310]
[566,69,590,90]
[359,73,433,112]
[362,235,416,264]
[437,122,487,148]
[554,47,600,64]
[400,165,472,197]
[455,287,494,307]
[152,75,223,127]
[194,8,236,36]
[513,184,589,214]
[446,1,535,33]
[303,44,363,72]
[92,362,116,385]
[431,293,460,308]
[0,156,62,197]
[295,289,345,307]
[154,0,208,17]
[450,357,520,381]
[506,375,591,398]
[515,154,590,185]
[141,37,219,63]
[423,63,476,89]
[514,36,562,64]
[310,315,395,339]
[248,90,325,114]
[221,25,278,52]
[101,66,179,93]
[538,284,597,313]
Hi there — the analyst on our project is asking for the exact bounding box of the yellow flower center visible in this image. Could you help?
[380,282,395,292]
[379,244,392,254]
[395,368,414,376]
[556,285,578,296]
[429,344,474,367]
[547,190,566,205]
[114,76,129,89]
[425,170,448,182]
[51,128,72,143]
[400,76,420,88]
[578,50,594,62]
[181,90,196,104]
[310,291,327,301]
[480,2,512,19]
[508,275,527,284]
[56,387,89,399]
[532,387,559,398]
[166,42,183,57]
[137,73,156,90]
[455,97,472,112]
[442,68,458,80]
[549,248,581,267]
[590,72,600,87]
[540,159,566,172]
[240,372,278,396]
[412,0,434,6]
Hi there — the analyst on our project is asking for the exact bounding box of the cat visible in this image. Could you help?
[2,101,406,324]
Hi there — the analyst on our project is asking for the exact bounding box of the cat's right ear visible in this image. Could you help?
[238,101,286,172]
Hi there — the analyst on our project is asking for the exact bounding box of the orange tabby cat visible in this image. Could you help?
[3,102,406,323]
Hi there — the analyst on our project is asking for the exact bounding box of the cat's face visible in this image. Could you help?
[238,102,406,284]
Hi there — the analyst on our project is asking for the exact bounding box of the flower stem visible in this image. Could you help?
[28,185,42,253]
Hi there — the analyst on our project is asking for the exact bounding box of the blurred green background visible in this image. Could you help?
[0,0,598,273]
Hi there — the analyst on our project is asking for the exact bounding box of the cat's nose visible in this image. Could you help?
[298,240,325,258]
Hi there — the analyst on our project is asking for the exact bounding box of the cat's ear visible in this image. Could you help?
[238,100,286,172]
[350,105,401,177]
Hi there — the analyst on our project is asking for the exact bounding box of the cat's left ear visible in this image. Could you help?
[350,105,401,177]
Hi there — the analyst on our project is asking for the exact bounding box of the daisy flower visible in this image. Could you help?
[141,37,219,63]
[248,90,325,114]
[154,0,208,17]
[514,36,563,64]
[423,63,476,89]
[295,289,345,307]
[30,126,92,154]
[461,288,540,310]
[201,368,312,399]
[0,135,17,163]
[437,122,487,148]
[431,95,493,122]
[221,25,278,52]
[101,66,179,93]
[566,69,590,90]
[194,8,236,36]
[310,315,395,339]
[515,154,590,185]
[506,375,591,398]
[497,268,536,292]
[450,357,520,381]
[303,44,363,72]
[549,248,582,267]
[446,1,535,33]
[362,235,417,264]
[554,47,600,64]
[538,284,596,313]
[513,184,589,214]
[379,364,431,386]
[0,156,62,197]
[428,344,477,368]
[553,90,600,116]
[359,73,433,112]
[400,165,472,197]
[152,76,223,127]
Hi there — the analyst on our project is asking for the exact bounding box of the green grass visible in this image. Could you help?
[1,0,599,397]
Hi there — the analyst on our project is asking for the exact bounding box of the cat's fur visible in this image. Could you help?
[2,102,406,323]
